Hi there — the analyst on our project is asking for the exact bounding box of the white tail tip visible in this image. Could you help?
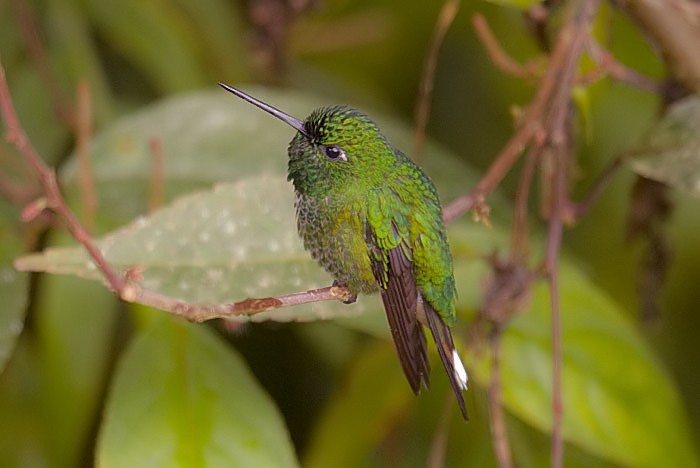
[452,349,468,390]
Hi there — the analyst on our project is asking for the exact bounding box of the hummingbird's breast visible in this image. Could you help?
[294,190,378,294]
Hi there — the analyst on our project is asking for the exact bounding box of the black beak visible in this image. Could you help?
[218,82,307,136]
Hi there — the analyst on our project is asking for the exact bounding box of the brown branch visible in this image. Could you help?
[414,0,461,162]
[565,153,624,221]
[450,1,602,465]
[121,284,352,323]
[442,119,539,223]
[581,39,661,92]
[545,151,566,468]
[0,63,125,295]
[472,14,541,79]
[488,329,513,468]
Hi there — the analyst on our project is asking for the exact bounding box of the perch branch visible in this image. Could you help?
[122,284,352,323]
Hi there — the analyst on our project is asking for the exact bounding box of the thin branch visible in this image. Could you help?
[122,284,352,323]
[581,39,661,92]
[453,2,601,465]
[0,63,125,295]
[442,119,539,223]
[414,0,461,162]
[488,328,513,468]
[565,153,624,220]
[473,14,541,79]
[545,151,565,468]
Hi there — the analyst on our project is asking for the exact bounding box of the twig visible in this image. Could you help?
[581,39,661,92]
[75,80,97,230]
[148,137,165,213]
[545,152,565,468]
[414,0,461,162]
[488,328,512,468]
[565,153,624,221]
[442,119,539,223]
[0,62,125,295]
[472,14,541,79]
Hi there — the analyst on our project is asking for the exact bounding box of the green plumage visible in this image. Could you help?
[219,84,468,419]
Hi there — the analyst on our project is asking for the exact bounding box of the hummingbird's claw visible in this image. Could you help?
[331,281,357,304]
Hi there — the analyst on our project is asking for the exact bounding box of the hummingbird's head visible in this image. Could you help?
[218,83,393,195]
[286,105,394,195]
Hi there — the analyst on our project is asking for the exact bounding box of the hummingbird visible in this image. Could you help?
[219,83,468,419]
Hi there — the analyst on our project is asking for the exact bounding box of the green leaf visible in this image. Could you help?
[34,252,119,466]
[628,94,700,197]
[15,176,384,322]
[471,261,698,467]
[96,316,298,468]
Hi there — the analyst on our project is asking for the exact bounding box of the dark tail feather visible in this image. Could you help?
[423,300,468,420]
[378,246,431,393]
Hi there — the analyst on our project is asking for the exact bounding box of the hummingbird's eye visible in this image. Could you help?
[324,145,347,162]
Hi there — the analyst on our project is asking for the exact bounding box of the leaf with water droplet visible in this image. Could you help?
[628,94,700,197]
[17,175,378,322]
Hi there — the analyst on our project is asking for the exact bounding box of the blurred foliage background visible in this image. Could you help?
[0,0,699,466]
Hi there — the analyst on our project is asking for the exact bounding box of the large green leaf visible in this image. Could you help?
[471,262,698,467]
[96,316,297,468]
[15,176,384,322]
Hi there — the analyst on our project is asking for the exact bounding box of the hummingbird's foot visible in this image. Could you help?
[331,281,357,304]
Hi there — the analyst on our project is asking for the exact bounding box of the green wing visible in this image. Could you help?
[366,191,430,394]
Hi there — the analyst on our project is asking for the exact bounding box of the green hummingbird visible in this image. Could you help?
[219,83,468,419]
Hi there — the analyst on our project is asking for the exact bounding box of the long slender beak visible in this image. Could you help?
[218,82,307,136]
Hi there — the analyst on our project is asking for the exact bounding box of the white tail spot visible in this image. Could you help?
[452,349,468,390]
